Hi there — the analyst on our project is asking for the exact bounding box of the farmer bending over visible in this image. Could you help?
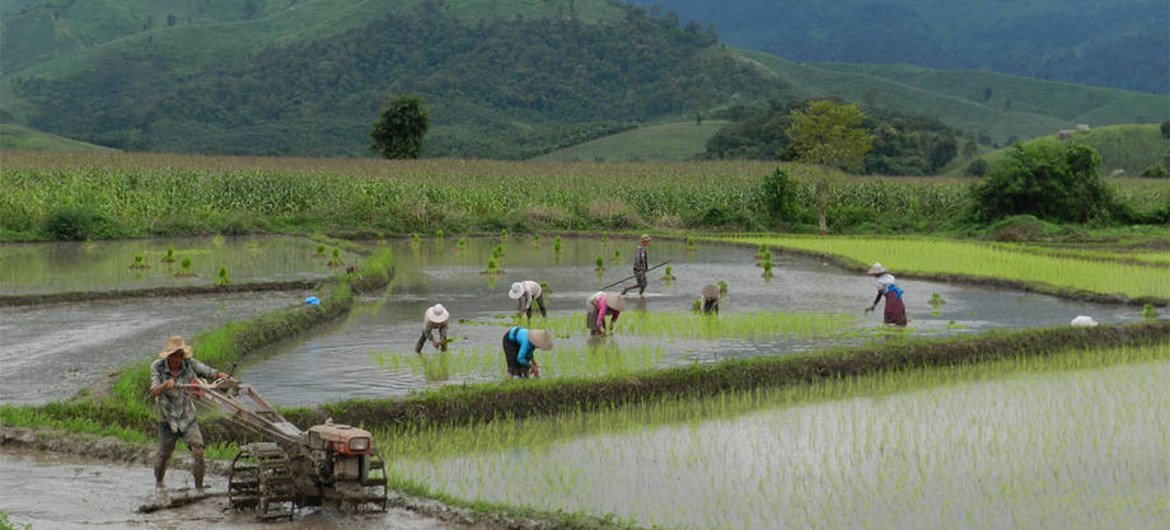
[149,335,228,491]
[509,280,547,320]
[502,326,553,378]
[700,284,720,314]
[415,304,450,353]
[586,291,625,336]
[865,263,907,326]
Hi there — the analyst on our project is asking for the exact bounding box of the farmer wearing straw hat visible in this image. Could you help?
[502,326,553,378]
[586,291,625,336]
[865,263,907,326]
[621,234,652,296]
[415,304,450,353]
[700,284,720,314]
[148,335,228,491]
[509,280,547,320]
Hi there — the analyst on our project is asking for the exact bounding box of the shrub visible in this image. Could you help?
[964,158,989,177]
[759,167,803,223]
[1161,119,1170,139]
[42,205,108,240]
[972,143,1115,224]
[1140,163,1168,179]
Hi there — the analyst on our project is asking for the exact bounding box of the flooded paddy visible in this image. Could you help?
[389,346,1170,529]
[0,291,304,404]
[240,237,1146,405]
[0,450,464,530]
[0,236,353,295]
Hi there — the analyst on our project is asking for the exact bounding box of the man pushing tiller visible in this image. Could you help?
[149,335,229,492]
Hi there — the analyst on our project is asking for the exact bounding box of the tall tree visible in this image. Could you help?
[785,100,872,172]
[370,95,430,159]
[786,100,873,233]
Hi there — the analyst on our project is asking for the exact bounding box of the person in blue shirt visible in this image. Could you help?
[502,326,553,378]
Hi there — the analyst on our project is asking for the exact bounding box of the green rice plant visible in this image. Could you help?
[612,248,622,263]
[601,232,610,245]
[129,254,149,269]
[761,259,773,279]
[327,247,344,268]
[483,257,503,275]
[161,245,176,263]
[463,310,855,341]
[175,256,195,277]
[315,243,327,257]
[718,280,728,296]
[929,293,946,307]
[0,510,33,530]
[500,228,508,241]
[756,243,768,259]
[212,234,225,247]
[215,266,231,286]
[691,297,702,313]
[726,235,1170,302]
[1142,303,1159,319]
[492,244,504,259]
[531,234,541,246]
[595,256,605,272]
[554,236,563,254]
[663,265,675,281]
[456,236,468,251]
[410,233,420,248]
[435,229,445,238]
[686,236,696,250]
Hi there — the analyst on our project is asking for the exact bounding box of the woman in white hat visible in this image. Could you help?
[415,304,450,353]
[865,263,907,326]
[509,280,547,320]
[586,291,625,335]
[502,326,553,378]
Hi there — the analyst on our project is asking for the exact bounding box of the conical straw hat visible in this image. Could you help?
[528,329,553,350]
[158,335,193,359]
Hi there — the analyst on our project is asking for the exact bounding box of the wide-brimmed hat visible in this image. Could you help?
[867,263,887,275]
[640,233,652,242]
[528,329,553,350]
[701,284,719,299]
[425,304,449,324]
[508,282,525,300]
[158,335,193,359]
[604,292,626,312]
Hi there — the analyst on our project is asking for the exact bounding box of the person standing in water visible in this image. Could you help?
[866,263,907,326]
[415,304,450,353]
[621,234,651,296]
[149,336,229,492]
[509,280,547,321]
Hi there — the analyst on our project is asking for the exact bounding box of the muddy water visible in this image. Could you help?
[0,450,462,529]
[241,237,1147,405]
[0,236,353,295]
[0,292,306,404]
[395,359,1170,530]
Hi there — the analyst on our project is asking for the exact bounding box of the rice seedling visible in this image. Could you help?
[929,292,946,307]
[246,239,260,251]
[175,256,195,277]
[161,246,176,263]
[483,257,503,275]
[410,233,420,249]
[492,244,504,259]
[212,234,225,246]
[761,259,773,279]
[1142,303,1159,319]
[612,248,622,263]
[129,254,149,269]
[381,340,1170,530]
[601,232,610,245]
[718,280,728,296]
[215,266,231,286]
[455,236,468,251]
[327,247,344,268]
[435,229,445,239]
[686,236,696,250]
[531,234,541,246]
[662,265,675,281]
[461,310,855,341]
[554,236,563,254]
[595,256,605,272]
[315,243,327,257]
[500,228,508,241]
[725,235,1170,301]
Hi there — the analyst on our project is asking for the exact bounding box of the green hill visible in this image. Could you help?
[944,124,1170,177]
[534,120,728,161]
[625,0,1169,94]
[0,124,116,152]
[2,0,1168,158]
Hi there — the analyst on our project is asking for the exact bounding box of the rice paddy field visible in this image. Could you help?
[727,235,1170,302]
[383,341,1170,529]
[238,236,1148,405]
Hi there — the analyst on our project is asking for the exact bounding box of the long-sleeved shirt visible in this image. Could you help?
[150,357,219,432]
[588,292,620,330]
[633,245,648,273]
[507,326,535,367]
[516,280,542,312]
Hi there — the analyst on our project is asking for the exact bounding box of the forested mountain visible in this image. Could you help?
[1,0,1167,158]
[626,0,1169,94]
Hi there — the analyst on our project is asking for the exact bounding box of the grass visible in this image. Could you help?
[0,123,116,152]
[945,123,1170,177]
[725,234,1170,303]
[460,310,856,341]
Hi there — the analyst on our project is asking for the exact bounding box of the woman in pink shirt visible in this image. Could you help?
[586,291,625,335]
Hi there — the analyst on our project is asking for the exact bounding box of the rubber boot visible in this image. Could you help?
[192,453,206,491]
[154,455,168,488]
